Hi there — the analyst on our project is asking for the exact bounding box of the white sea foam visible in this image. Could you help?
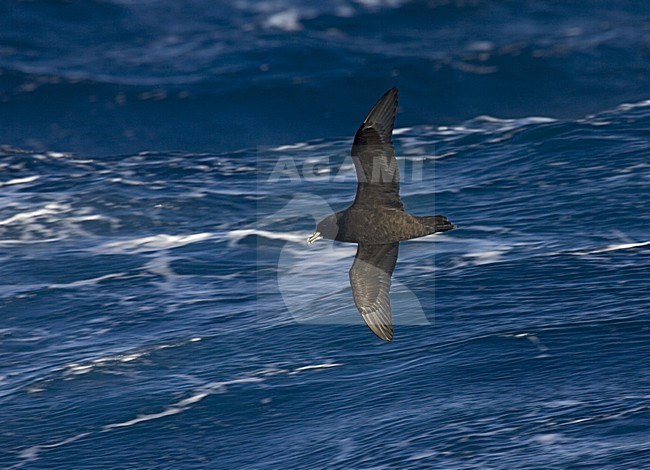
[559,404,650,427]
[97,232,215,253]
[142,255,183,294]
[271,142,309,151]
[12,359,340,465]
[412,234,513,267]
[16,433,90,468]
[393,127,412,135]
[591,240,650,253]
[227,229,305,246]
[264,9,303,31]
[55,337,204,380]
[109,177,150,186]
[102,377,263,430]
[0,175,40,187]
[61,351,147,377]
[617,99,650,111]
[354,0,407,8]
[103,361,343,431]
[465,249,507,265]
[290,363,343,374]
[0,201,114,246]
[0,237,63,246]
[576,240,650,255]
[46,151,68,159]
[48,272,130,289]
[474,115,556,125]
[65,364,93,375]
[0,203,69,226]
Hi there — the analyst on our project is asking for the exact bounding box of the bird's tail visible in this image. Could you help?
[421,215,455,234]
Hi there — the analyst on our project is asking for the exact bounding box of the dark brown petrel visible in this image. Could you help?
[307,87,455,342]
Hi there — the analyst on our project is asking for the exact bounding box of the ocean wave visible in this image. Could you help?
[96,233,216,254]
[1,83,649,469]
[10,359,343,467]
[227,229,305,246]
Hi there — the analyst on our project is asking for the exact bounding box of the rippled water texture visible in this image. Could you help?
[1,0,650,468]
[1,0,649,153]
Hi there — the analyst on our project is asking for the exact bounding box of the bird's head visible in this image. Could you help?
[307,214,339,245]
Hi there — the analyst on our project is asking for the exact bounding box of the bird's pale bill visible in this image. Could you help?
[306,232,322,245]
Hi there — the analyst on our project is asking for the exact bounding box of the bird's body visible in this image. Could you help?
[308,87,455,341]
[326,208,452,244]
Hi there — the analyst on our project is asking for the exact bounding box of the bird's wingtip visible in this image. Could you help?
[382,86,398,101]
[362,87,399,137]
[380,329,394,342]
[367,322,394,342]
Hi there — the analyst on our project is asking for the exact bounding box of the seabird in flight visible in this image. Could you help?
[307,87,455,341]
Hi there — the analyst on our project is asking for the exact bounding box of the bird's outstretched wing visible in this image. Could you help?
[349,242,399,341]
[351,87,403,210]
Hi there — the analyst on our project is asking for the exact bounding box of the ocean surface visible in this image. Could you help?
[1,1,650,468]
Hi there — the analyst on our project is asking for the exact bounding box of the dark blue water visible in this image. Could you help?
[1,1,650,468]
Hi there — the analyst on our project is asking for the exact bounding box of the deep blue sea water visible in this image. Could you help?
[1,1,650,468]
